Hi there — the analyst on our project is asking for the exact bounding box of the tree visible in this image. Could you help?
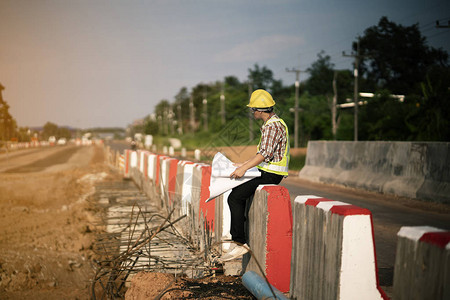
[0,83,17,142]
[407,66,450,141]
[16,127,32,142]
[158,100,172,135]
[143,116,159,135]
[42,122,59,140]
[306,51,335,96]
[173,87,190,134]
[358,16,448,94]
[57,127,72,140]
[303,53,355,141]
[358,91,411,140]
[248,64,282,93]
[354,16,450,141]
[299,92,333,142]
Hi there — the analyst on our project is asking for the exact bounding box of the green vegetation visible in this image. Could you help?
[289,153,307,171]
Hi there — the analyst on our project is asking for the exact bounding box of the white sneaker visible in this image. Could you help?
[219,243,249,262]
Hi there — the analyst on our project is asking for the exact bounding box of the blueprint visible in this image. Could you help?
[206,152,261,202]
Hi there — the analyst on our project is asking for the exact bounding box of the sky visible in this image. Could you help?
[1,0,449,129]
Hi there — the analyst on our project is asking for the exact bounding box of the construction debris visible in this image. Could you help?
[90,181,219,299]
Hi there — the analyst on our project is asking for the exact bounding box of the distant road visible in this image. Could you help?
[104,140,132,154]
[0,145,94,173]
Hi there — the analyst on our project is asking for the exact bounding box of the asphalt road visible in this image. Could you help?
[104,140,133,154]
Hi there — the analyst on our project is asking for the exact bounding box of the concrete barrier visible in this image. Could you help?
[290,195,387,300]
[130,151,138,169]
[142,153,158,203]
[160,157,176,208]
[118,154,124,171]
[117,148,437,298]
[167,158,179,207]
[246,185,292,293]
[123,150,291,292]
[156,156,180,211]
[123,150,133,179]
[179,161,195,217]
[299,141,450,204]
[393,226,450,300]
[147,153,157,181]
[214,190,232,251]
[139,150,146,174]
[199,165,215,231]
[172,160,189,219]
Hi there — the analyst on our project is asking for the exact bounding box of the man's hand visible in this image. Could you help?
[230,166,246,179]
[229,154,265,179]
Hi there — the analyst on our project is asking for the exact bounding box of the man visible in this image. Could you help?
[220,89,290,262]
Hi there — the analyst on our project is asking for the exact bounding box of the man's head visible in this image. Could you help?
[248,89,275,120]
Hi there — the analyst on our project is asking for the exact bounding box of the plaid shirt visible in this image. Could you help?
[257,114,288,163]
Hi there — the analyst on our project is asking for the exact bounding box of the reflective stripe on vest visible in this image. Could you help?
[257,117,290,176]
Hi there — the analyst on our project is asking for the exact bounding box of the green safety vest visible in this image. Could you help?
[256,117,290,176]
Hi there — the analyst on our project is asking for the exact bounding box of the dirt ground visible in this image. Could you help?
[125,272,254,299]
[0,145,256,300]
[0,145,121,299]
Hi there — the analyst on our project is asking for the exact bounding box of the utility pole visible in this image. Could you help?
[202,92,208,131]
[248,80,254,141]
[177,104,183,134]
[332,71,338,140]
[220,86,226,125]
[286,67,304,148]
[343,38,361,141]
[189,94,195,132]
[163,107,169,135]
[157,114,163,135]
[168,107,174,135]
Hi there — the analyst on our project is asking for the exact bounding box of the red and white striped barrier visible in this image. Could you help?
[118,154,125,171]
[290,195,387,300]
[154,155,167,194]
[213,190,232,251]
[178,161,195,216]
[198,164,215,230]
[246,185,292,293]
[159,157,179,207]
[118,147,450,300]
[139,150,147,174]
[123,150,132,178]
[393,226,450,300]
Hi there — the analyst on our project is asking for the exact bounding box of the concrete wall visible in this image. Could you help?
[299,141,450,204]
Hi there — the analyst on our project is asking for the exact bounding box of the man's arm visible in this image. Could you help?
[230,153,265,179]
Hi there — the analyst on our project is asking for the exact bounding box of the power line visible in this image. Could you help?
[427,29,450,40]
[436,19,450,28]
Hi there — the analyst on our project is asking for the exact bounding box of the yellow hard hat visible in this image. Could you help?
[247,89,276,108]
